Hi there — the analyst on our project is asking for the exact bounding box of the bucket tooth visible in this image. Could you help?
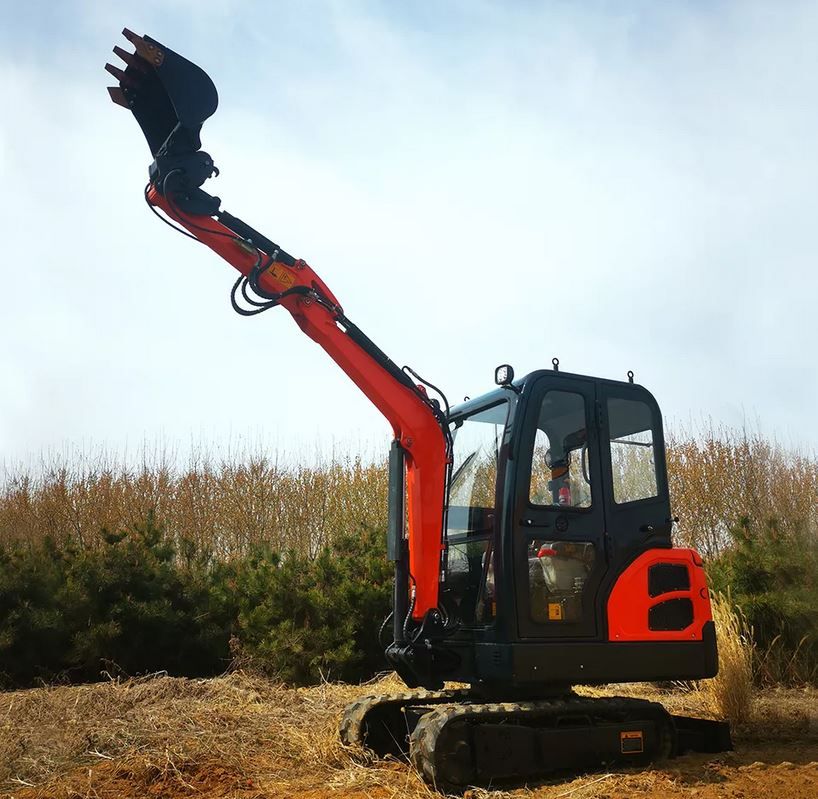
[122,27,164,66]
[107,86,130,108]
[105,62,140,89]
[113,44,149,72]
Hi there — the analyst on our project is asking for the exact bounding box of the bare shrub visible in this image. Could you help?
[755,634,818,687]
[0,445,388,559]
[666,422,818,557]
[697,592,754,722]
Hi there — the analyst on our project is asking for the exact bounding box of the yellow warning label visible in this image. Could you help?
[267,263,296,289]
[548,603,563,621]
[620,731,644,754]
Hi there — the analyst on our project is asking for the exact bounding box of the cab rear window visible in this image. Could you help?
[607,398,658,504]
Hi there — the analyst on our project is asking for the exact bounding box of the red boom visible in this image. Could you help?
[148,188,447,619]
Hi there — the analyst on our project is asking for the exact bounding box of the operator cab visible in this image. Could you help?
[440,367,715,690]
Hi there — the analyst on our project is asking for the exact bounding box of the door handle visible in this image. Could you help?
[641,519,676,535]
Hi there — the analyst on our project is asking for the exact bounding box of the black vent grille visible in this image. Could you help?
[648,563,690,597]
[649,598,694,631]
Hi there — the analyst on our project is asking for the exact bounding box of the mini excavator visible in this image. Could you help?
[106,29,732,790]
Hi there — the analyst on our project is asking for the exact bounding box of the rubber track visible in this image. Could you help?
[409,695,672,790]
[339,688,473,750]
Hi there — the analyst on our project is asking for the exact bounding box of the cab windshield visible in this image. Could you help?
[448,402,508,530]
[442,400,508,626]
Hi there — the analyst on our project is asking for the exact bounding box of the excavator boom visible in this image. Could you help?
[106,30,448,639]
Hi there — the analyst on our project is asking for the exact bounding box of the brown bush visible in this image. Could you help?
[4,424,815,561]
[696,592,754,722]
[666,423,818,557]
[0,445,387,559]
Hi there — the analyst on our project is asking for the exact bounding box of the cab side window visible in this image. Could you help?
[529,391,592,509]
[607,397,658,504]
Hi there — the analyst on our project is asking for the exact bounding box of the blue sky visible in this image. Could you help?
[2,0,817,469]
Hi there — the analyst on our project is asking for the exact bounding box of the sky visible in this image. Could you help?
[1,0,817,471]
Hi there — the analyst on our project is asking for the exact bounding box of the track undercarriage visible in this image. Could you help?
[340,689,733,791]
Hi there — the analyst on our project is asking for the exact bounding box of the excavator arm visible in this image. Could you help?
[105,30,451,660]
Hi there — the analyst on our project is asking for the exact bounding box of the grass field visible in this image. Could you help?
[1,673,816,799]
[1,431,815,796]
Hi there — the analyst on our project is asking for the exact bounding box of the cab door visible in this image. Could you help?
[513,376,607,639]
[596,383,672,567]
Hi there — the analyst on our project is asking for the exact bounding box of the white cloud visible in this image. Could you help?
[1,0,817,469]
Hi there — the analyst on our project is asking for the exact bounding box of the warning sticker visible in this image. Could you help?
[547,603,563,621]
[620,731,644,754]
[267,263,296,289]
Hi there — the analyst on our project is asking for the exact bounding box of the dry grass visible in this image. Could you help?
[0,446,387,558]
[1,674,816,799]
[695,592,755,723]
[0,672,428,799]
[755,634,818,686]
[1,426,815,561]
[665,423,818,557]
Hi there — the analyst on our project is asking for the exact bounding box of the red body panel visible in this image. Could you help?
[606,548,712,641]
[149,189,446,618]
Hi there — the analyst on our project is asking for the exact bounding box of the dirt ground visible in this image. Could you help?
[0,674,816,799]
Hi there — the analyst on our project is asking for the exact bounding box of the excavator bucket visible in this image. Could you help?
[105,28,218,157]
